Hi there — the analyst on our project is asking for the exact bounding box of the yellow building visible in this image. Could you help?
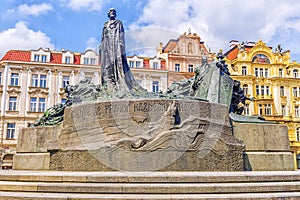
[225,40,300,168]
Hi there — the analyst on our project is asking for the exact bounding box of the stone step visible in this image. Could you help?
[0,170,300,199]
[0,170,300,183]
[0,192,300,200]
[0,180,300,194]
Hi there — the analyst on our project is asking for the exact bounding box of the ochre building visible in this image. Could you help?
[225,40,300,169]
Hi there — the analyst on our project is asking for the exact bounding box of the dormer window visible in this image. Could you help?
[127,56,144,68]
[65,56,71,64]
[83,57,97,65]
[149,57,161,70]
[31,48,50,62]
[41,55,47,62]
[136,61,141,68]
[81,50,98,65]
[62,50,74,64]
[91,58,96,65]
[34,54,40,62]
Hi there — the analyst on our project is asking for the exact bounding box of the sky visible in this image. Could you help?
[1,0,300,62]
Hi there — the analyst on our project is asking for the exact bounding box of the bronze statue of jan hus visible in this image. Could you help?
[99,8,144,94]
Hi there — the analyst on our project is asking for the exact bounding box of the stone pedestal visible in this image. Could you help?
[13,99,245,171]
[232,122,294,171]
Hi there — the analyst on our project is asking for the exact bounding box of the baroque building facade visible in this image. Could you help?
[157,31,212,85]
[225,40,300,168]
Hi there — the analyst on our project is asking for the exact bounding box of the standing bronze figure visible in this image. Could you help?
[100,8,143,93]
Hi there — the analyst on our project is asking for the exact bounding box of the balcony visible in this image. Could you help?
[254,94,273,100]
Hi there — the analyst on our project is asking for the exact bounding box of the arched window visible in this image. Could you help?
[293,69,299,78]
[296,127,300,141]
[252,54,270,64]
[280,86,285,96]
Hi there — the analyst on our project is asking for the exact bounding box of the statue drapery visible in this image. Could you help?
[100,10,143,93]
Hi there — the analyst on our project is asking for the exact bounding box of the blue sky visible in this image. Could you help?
[1,0,300,62]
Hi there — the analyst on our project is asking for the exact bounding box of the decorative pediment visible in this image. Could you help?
[28,87,49,96]
[7,86,21,94]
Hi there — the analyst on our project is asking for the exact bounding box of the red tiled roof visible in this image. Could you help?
[0,50,31,62]
[1,50,83,65]
[49,53,61,64]
[74,55,81,65]
[162,40,177,53]
[225,45,252,61]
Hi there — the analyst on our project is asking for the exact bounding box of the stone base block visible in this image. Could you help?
[244,152,294,171]
[49,148,244,171]
[13,153,50,170]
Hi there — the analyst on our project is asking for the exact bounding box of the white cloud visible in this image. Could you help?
[6,3,53,17]
[0,21,54,58]
[59,0,104,12]
[130,0,300,60]
[86,37,99,51]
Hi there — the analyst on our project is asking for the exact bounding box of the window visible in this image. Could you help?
[0,72,2,84]
[129,61,134,68]
[41,55,47,62]
[266,86,270,95]
[152,62,159,69]
[258,104,263,115]
[10,73,19,86]
[38,98,46,112]
[293,69,299,78]
[255,68,259,77]
[242,66,247,75]
[65,56,71,64]
[83,57,97,65]
[244,104,250,115]
[152,81,159,93]
[280,86,285,96]
[188,64,194,72]
[136,61,141,68]
[261,85,265,95]
[264,104,272,115]
[282,105,286,116]
[259,68,264,77]
[265,68,269,77]
[279,68,283,77]
[9,97,17,111]
[31,74,39,87]
[6,123,15,139]
[40,75,47,87]
[256,85,260,95]
[295,106,300,117]
[293,87,298,97]
[84,58,89,65]
[32,74,47,87]
[175,64,180,72]
[90,58,96,65]
[296,127,300,141]
[30,97,37,112]
[34,54,40,62]
[243,84,248,95]
[30,97,46,112]
[62,76,70,88]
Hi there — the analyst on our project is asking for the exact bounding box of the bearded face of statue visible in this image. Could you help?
[107,8,116,20]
